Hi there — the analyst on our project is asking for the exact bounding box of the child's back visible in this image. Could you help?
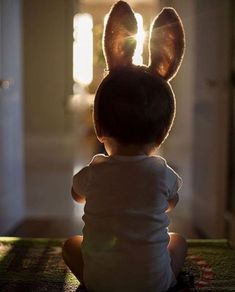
[74,154,182,291]
[62,1,187,291]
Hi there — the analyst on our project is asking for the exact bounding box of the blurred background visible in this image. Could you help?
[0,0,234,245]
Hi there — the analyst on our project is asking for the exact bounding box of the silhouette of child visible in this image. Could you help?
[63,2,187,291]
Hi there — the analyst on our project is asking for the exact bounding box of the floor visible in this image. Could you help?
[10,217,84,238]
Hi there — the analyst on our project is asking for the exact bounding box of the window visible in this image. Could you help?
[72,13,145,91]
[73,13,93,86]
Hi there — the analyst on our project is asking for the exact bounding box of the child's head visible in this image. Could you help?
[94,1,185,148]
[94,68,175,147]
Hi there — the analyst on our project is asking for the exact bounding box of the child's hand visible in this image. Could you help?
[166,193,179,213]
[71,187,86,203]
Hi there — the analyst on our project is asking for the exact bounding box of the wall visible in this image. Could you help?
[23,0,76,219]
[159,0,232,238]
[23,0,74,133]
[192,0,231,237]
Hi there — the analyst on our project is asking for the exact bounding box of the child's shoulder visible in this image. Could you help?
[89,154,169,170]
[148,155,167,168]
[148,155,180,177]
[89,154,109,165]
[152,156,182,186]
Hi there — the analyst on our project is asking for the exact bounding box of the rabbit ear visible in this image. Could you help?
[148,7,185,81]
[103,1,137,71]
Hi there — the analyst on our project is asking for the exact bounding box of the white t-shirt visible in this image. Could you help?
[73,154,182,292]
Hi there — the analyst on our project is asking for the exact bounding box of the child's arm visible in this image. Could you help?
[72,167,88,204]
[166,192,179,213]
[71,187,86,203]
[165,162,182,213]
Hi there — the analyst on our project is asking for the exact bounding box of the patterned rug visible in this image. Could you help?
[0,237,235,291]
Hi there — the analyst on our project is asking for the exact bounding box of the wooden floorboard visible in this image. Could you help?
[9,218,83,238]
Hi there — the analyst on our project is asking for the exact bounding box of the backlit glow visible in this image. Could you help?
[133,13,145,65]
[104,13,145,66]
[73,14,93,85]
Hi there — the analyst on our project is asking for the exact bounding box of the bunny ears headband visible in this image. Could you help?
[103,1,185,81]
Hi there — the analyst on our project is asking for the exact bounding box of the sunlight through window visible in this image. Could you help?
[72,12,145,89]
[133,13,145,65]
[73,14,93,86]
[104,13,145,66]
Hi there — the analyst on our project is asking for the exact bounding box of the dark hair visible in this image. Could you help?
[93,68,175,145]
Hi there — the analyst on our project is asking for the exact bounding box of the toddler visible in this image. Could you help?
[63,2,187,291]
